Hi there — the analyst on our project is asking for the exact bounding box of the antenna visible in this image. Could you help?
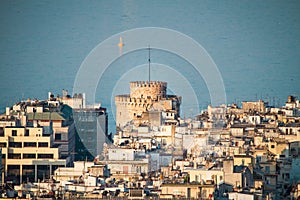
[148,45,151,82]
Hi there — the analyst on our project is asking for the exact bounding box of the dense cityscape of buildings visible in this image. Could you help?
[0,82,300,200]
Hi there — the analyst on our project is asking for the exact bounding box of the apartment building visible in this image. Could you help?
[0,126,66,184]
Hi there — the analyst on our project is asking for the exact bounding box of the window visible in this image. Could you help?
[280,154,285,158]
[55,133,61,141]
[0,128,4,137]
[12,130,17,136]
[9,142,22,148]
[38,154,53,159]
[25,129,29,136]
[38,142,48,147]
[8,153,21,159]
[24,142,37,147]
[23,154,36,159]
[0,142,7,147]
[256,156,262,163]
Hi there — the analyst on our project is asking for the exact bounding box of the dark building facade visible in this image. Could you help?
[73,107,108,161]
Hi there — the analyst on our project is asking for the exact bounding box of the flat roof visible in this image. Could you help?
[27,112,65,121]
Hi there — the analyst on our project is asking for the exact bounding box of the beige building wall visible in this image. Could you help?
[98,159,149,181]
[223,159,245,188]
[233,155,253,167]
[268,141,289,157]
[185,168,224,184]
[154,125,176,147]
[160,184,214,199]
[1,126,66,184]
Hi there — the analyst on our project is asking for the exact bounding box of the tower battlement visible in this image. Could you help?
[115,95,130,103]
[130,81,167,87]
[130,81,167,99]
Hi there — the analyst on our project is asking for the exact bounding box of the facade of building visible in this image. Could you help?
[59,90,86,109]
[207,104,227,128]
[73,107,108,161]
[185,167,224,184]
[0,126,66,184]
[160,183,215,199]
[26,105,75,163]
[3,97,76,165]
[242,100,267,113]
[223,159,254,189]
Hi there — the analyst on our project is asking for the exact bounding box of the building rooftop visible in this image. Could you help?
[27,112,65,121]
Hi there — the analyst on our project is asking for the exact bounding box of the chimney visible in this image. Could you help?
[5,107,10,116]
[21,112,27,126]
[33,120,38,128]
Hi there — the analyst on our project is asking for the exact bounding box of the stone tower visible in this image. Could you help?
[115,81,181,129]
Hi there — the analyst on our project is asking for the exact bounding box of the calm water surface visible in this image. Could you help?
[0,1,299,132]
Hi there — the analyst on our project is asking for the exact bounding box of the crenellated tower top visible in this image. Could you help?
[130,81,167,100]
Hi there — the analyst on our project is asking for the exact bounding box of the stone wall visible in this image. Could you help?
[130,81,167,99]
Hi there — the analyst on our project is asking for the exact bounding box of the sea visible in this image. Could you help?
[0,0,299,133]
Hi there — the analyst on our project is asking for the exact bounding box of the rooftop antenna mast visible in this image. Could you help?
[148,45,151,82]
